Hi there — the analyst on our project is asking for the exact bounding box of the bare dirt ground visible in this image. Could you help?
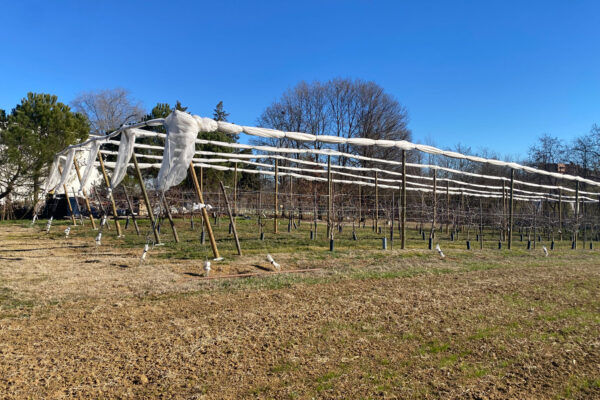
[0,224,599,399]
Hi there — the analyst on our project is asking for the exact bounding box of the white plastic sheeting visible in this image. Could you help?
[105,134,600,196]
[44,156,62,193]
[101,148,595,202]
[196,119,600,187]
[55,149,76,191]
[110,129,136,190]
[154,111,198,192]
[79,139,103,191]
[49,112,600,203]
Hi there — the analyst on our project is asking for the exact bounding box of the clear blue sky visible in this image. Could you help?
[1,1,599,159]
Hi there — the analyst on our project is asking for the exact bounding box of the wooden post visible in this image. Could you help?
[122,186,140,235]
[220,181,242,255]
[502,179,507,241]
[358,185,362,224]
[58,165,77,226]
[574,181,580,249]
[446,180,450,234]
[327,155,332,239]
[479,198,484,250]
[375,170,379,234]
[431,169,437,238]
[132,153,160,244]
[200,166,203,193]
[401,150,407,249]
[97,153,123,237]
[274,159,279,234]
[233,162,238,217]
[161,192,180,243]
[558,188,563,241]
[189,163,220,259]
[73,160,96,229]
[508,169,514,249]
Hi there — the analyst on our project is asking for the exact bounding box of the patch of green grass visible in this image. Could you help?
[459,362,488,378]
[560,375,600,399]
[315,370,343,392]
[419,340,450,355]
[270,361,297,374]
[0,287,34,311]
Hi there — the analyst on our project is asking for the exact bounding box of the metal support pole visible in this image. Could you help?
[97,153,123,237]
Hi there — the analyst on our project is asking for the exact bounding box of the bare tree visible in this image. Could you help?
[71,88,145,134]
[257,78,411,167]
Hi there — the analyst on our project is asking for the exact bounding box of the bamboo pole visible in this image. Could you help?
[508,169,514,250]
[189,162,219,259]
[132,153,160,244]
[219,181,242,255]
[97,153,123,236]
[274,159,279,234]
[401,150,407,249]
[73,160,96,229]
[122,186,140,235]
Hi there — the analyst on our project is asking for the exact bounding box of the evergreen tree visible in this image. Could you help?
[213,101,230,122]
[0,93,89,202]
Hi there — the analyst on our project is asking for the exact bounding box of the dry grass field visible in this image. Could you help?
[0,220,599,399]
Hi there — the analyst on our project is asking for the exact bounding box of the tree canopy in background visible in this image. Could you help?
[0,93,89,202]
[257,78,411,167]
[71,88,144,134]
